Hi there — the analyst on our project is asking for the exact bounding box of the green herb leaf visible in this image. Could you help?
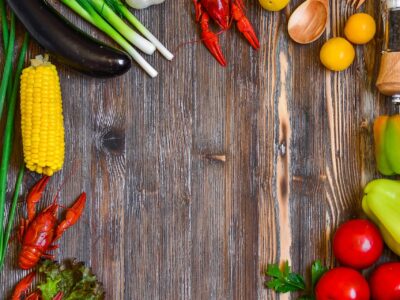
[37,260,104,300]
[311,260,327,291]
[298,260,328,299]
[287,272,306,288]
[265,263,283,278]
[264,262,306,293]
[38,278,61,300]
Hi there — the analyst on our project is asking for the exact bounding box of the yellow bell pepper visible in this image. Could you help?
[363,179,400,256]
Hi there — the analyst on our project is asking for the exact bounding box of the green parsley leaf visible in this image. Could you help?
[266,263,283,278]
[299,260,328,299]
[264,262,306,293]
[311,260,327,291]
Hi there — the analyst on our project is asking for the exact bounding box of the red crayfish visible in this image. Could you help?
[17,176,86,270]
[11,272,63,300]
[11,272,37,300]
[193,0,260,66]
[11,272,54,300]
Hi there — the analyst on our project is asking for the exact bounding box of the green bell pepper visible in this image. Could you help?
[374,115,400,175]
[363,179,400,256]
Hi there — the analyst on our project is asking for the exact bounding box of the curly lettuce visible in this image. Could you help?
[37,259,104,300]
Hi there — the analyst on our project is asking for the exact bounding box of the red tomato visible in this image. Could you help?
[315,267,370,300]
[333,219,383,269]
[369,262,400,300]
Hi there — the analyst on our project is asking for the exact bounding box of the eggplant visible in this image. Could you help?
[7,0,132,77]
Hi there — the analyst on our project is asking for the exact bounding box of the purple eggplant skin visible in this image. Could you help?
[7,0,132,77]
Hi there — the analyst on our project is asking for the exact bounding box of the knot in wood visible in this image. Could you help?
[101,129,125,155]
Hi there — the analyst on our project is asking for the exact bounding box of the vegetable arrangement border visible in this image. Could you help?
[0,0,399,298]
[7,0,173,78]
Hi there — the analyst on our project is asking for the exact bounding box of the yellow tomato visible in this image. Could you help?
[259,0,290,11]
[320,37,355,71]
[344,13,376,44]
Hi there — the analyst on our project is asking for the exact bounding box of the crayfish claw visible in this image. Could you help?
[55,192,86,241]
[11,271,36,300]
[27,176,50,202]
[199,12,227,66]
[232,4,260,49]
[202,31,227,66]
[27,176,50,222]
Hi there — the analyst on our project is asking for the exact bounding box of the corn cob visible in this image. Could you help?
[20,55,65,176]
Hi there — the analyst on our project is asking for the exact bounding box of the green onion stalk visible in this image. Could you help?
[0,0,8,51]
[0,11,16,259]
[0,166,24,266]
[0,33,29,267]
[61,0,158,77]
[105,0,174,60]
[0,13,15,119]
[1,0,14,110]
[0,10,29,268]
[89,0,155,55]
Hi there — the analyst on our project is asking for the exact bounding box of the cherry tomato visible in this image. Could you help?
[333,219,383,269]
[315,267,370,300]
[369,262,400,300]
[320,37,355,71]
[344,13,376,45]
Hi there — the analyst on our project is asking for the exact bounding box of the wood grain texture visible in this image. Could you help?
[0,0,396,299]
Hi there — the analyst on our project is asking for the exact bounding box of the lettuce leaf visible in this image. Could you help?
[37,259,104,300]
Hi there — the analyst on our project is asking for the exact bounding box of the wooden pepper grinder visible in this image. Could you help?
[376,0,400,104]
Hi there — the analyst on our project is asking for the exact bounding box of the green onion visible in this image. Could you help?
[0,166,24,266]
[0,32,29,269]
[0,13,15,119]
[89,0,155,55]
[61,0,158,77]
[105,0,174,60]
[1,1,14,119]
[0,0,8,52]
[0,14,16,251]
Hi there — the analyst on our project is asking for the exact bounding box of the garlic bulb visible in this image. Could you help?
[125,0,165,9]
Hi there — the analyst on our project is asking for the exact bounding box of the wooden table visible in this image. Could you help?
[1,0,396,299]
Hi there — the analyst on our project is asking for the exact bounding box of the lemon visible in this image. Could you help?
[259,0,290,11]
[320,37,355,71]
[344,13,376,44]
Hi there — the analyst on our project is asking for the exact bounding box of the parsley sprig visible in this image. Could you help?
[264,260,328,298]
[299,260,328,299]
[264,261,306,293]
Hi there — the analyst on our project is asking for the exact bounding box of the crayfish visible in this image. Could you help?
[11,271,37,300]
[17,176,86,270]
[11,271,63,300]
[193,0,260,66]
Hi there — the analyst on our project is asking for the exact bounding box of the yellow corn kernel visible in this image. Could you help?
[20,55,64,176]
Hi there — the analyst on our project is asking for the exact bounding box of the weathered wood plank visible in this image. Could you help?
[124,1,193,299]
